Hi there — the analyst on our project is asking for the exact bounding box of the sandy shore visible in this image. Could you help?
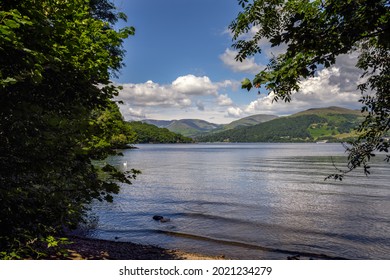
[59,236,226,260]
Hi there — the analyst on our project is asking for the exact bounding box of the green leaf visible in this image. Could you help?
[241,78,253,91]
[1,77,18,85]
[4,19,20,29]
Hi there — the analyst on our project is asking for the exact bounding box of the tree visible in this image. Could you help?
[230,0,389,179]
[127,122,193,143]
[0,0,136,258]
[90,101,138,150]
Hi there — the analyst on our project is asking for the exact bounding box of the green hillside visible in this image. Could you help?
[221,114,278,130]
[127,122,192,143]
[293,106,362,117]
[198,107,363,143]
[141,119,173,128]
[143,114,278,137]
[166,119,221,137]
[143,119,222,137]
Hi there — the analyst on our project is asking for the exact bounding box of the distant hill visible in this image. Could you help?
[197,107,364,143]
[142,119,173,128]
[221,114,278,130]
[143,119,222,137]
[127,122,192,143]
[293,106,362,117]
[167,119,222,137]
[142,114,278,137]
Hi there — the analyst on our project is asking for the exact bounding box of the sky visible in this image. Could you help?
[111,0,363,124]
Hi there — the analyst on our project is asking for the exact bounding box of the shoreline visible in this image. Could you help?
[59,236,344,260]
[59,236,226,260]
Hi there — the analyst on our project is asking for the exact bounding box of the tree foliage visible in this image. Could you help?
[90,101,137,151]
[128,122,193,143]
[230,0,389,178]
[0,0,135,258]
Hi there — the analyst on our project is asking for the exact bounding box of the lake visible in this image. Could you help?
[88,143,390,259]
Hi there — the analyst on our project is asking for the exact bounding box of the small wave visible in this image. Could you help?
[97,228,159,235]
[156,230,345,260]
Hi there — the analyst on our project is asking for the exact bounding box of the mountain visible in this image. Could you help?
[142,114,278,137]
[220,114,279,130]
[198,107,364,143]
[167,119,222,137]
[141,119,173,128]
[142,119,222,137]
[292,106,362,117]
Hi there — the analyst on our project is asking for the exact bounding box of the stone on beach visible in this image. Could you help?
[152,215,170,223]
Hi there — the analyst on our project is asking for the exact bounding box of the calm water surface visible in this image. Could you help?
[89,143,390,259]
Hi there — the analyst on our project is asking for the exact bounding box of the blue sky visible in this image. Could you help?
[112,0,362,124]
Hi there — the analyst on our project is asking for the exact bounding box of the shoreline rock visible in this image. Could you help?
[152,215,171,223]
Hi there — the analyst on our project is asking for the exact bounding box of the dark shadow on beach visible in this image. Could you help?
[60,236,183,260]
[58,236,223,260]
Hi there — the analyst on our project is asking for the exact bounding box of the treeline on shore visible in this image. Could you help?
[99,103,192,148]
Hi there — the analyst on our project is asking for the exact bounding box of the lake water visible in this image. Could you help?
[88,143,390,259]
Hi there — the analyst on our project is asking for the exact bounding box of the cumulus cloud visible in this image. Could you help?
[221,25,287,74]
[118,80,192,108]
[116,103,147,121]
[117,75,237,109]
[220,48,265,74]
[243,53,363,116]
[217,94,233,106]
[172,75,219,96]
[115,74,239,122]
[127,107,146,119]
[328,52,366,92]
[216,79,239,89]
[226,107,243,118]
[118,75,222,109]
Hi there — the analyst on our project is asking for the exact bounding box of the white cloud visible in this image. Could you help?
[116,103,148,120]
[220,48,264,74]
[226,107,243,118]
[216,79,238,89]
[117,75,238,110]
[118,75,220,110]
[217,94,233,106]
[172,75,218,96]
[243,53,363,116]
[221,25,287,74]
[118,80,192,108]
[116,74,238,122]
[127,107,146,120]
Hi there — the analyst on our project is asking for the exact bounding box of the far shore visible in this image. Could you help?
[57,236,226,260]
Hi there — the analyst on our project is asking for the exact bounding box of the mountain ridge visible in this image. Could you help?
[142,113,279,137]
[292,106,362,116]
[196,106,364,143]
[142,119,222,137]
